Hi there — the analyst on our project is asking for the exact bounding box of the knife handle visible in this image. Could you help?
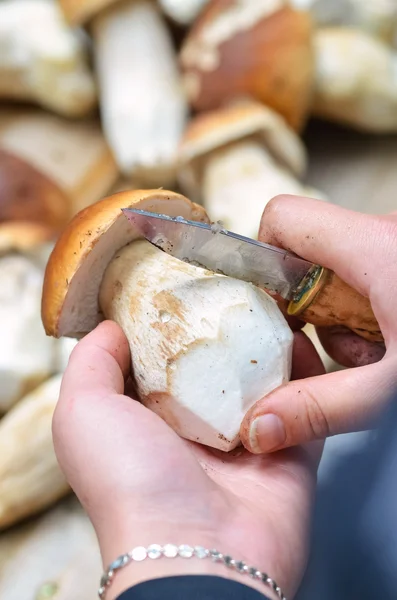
[287,266,384,343]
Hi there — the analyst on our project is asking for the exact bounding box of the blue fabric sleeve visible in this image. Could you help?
[116,575,272,600]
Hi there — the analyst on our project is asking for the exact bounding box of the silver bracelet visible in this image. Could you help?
[98,544,287,600]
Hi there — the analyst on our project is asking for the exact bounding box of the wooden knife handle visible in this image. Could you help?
[287,267,383,343]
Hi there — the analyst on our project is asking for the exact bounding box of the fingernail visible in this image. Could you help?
[249,414,286,453]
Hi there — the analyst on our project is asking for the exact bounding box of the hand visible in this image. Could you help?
[240,196,396,455]
[53,321,324,600]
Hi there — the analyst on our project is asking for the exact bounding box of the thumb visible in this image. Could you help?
[240,356,397,454]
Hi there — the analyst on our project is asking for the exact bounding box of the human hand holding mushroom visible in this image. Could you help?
[41,189,325,599]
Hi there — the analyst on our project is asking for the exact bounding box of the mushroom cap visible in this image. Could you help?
[313,27,397,132]
[42,189,209,339]
[0,221,54,256]
[59,0,115,25]
[178,100,307,199]
[0,150,71,233]
[180,0,315,131]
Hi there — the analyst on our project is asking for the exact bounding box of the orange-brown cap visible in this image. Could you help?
[180,0,315,131]
[41,189,209,339]
[178,100,307,199]
[0,222,55,256]
[59,0,116,24]
[0,150,71,233]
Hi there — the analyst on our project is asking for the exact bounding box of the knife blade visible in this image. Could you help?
[121,208,317,300]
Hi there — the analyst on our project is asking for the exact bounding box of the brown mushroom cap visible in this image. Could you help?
[179,100,307,191]
[59,0,116,25]
[0,222,55,257]
[41,189,209,339]
[180,0,314,131]
[0,150,71,233]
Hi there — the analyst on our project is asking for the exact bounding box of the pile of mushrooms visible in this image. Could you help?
[0,220,78,526]
[1,0,397,593]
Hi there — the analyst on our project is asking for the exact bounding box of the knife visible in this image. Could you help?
[122,208,383,344]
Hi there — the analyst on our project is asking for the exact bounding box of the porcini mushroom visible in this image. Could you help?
[159,0,210,25]
[313,27,397,132]
[178,100,325,239]
[0,150,70,232]
[0,0,96,117]
[0,497,101,598]
[291,0,397,46]
[59,0,188,186]
[180,0,315,131]
[42,190,293,451]
[0,107,118,215]
[0,223,58,414]
[0,374,69,529]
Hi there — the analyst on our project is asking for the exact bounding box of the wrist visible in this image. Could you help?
[98,524,281,600]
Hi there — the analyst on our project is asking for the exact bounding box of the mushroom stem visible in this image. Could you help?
[0,254,57,414]
[0,375,69,530]
[159,0,210,25]
[202,139,322,239]
[0,0,96,117]
[99,239,293,452]
[92,0,188,186]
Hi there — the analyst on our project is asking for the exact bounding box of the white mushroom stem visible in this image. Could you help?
[313,28,397,132]
[99,239,293,452]
[0,375,69,530]
[0,254,57,414]
[0,498,101,600]
[0,0,96,117]
[92,0,188,186]
[158,0,210,25]
[201,139,325,239]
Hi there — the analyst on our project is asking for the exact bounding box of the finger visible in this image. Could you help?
[60,320,131,400]
[316,326,386,368]
[240,357,397,454]
[259,195,393,296]
[290,331,326,466]
[53,320,134,498]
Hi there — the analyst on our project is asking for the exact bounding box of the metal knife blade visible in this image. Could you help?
[122,209,316,300]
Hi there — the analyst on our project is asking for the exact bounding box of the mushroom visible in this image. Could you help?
[179,0,315,131]
[0,497,101,598]
[59,0,188,186]
[0,150,71,232]
[0,222,59,414]
[42,190,293,452]
[178,100,326,239]
[0,0,96,117]
[0,107,119,215]
[313,27,397,132]
[0,375,70,529]
[159,0,210,25]
[291,0,397,46]
[290,0,346,26]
